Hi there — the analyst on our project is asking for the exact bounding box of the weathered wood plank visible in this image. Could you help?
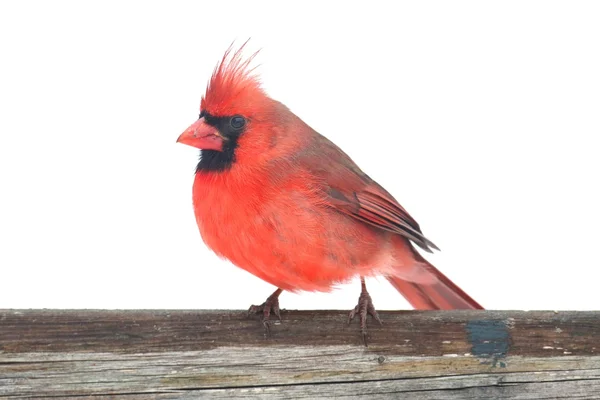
[2,309,598,355]
[1,310,599,398]
[3,350,600,398]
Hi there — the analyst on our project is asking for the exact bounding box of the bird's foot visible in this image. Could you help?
[348,279,383,346]
[248,288,283,335]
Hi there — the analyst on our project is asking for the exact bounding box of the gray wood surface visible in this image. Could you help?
[1,309,599,398]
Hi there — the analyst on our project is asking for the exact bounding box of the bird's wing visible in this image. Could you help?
[303,134,439,252]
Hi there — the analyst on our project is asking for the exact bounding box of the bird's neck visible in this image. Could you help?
[195,137,238,173]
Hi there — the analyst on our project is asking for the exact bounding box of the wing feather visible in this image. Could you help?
[301,134,438,252]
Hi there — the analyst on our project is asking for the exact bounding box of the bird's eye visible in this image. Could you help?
[230,115,246,130]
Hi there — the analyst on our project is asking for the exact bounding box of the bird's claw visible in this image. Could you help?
[248,289,282,336]
[348,288,382,346]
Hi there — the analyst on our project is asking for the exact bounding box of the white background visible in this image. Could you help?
[1,1,599,311]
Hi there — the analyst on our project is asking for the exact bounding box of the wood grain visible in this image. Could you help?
[1,310,599,398]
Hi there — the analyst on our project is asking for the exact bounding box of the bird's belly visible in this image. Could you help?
[193,184,390,292]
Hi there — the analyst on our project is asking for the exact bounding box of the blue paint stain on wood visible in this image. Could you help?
[466,320,510,367]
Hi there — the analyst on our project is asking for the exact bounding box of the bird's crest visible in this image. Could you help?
[201,41,266,117]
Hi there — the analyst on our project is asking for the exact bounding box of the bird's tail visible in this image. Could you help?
[386,249,483,310]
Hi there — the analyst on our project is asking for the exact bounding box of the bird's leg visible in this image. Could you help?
[348,277,383,346]
[248,288,283,334]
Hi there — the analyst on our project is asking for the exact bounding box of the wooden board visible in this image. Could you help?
[1,310,599,398]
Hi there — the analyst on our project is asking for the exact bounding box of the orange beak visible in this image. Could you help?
[176,118,225,151]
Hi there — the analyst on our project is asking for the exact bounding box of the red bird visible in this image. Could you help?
[178,45,483,342]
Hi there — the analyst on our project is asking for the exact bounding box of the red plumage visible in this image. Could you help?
[178,44,482,335]
[201,44,263,118]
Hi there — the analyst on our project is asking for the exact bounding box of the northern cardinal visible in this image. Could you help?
[178,44,483,342]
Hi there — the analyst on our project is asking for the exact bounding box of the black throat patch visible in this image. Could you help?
[195,112,246,173]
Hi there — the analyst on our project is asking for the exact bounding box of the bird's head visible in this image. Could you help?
[177,42,285,172]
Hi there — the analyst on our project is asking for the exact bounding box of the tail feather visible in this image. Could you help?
[387,251,483,310]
